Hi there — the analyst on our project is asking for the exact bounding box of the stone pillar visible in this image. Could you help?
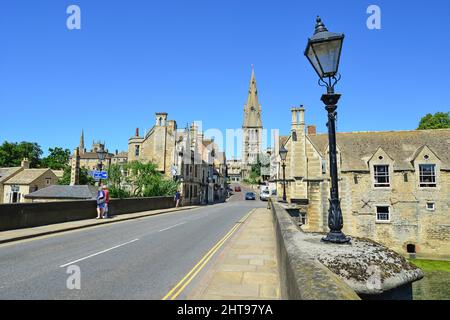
[70,147,80,186]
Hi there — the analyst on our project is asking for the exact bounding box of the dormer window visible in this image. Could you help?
[419,164,436,187]
[374,165,390,187]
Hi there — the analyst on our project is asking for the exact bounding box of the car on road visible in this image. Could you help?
[260,189,270,201]
[245,192,256,200]
[234,186,242,192]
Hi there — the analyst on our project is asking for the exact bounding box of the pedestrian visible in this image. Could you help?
[174,190,181,208]
[96,186,106,219]
[102,184,110,219]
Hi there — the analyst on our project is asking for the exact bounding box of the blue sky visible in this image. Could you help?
[0,0,449,158]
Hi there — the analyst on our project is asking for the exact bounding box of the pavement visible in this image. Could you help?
[188,206,281,300]
[0,189,266,299]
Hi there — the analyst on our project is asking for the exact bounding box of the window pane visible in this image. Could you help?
[374,165,390,187]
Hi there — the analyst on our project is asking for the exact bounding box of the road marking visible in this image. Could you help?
[158,222,186,232]
[162,209,254,300]
[59,238,139,268]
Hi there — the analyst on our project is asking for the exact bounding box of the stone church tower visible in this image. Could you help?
[242,67,263,179]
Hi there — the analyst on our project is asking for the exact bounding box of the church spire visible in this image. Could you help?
[79,129,85,155]
[243,66,262,128]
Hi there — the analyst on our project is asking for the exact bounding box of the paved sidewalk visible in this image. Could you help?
[0,205,199,245]
[189,207,281,300]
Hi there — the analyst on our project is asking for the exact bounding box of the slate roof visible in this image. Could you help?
[0,167,22,183]
[4,169,54,185]
[24,185,98,200]
[307,129,450,171]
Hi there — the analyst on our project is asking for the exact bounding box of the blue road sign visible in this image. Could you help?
[93,171,108,180]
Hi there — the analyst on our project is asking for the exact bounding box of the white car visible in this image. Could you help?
[260,190,270,201]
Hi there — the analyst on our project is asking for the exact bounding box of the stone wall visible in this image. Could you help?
[269,200,360,300]
[0,196,175,231]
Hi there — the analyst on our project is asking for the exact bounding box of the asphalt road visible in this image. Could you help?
[0,189,265,299]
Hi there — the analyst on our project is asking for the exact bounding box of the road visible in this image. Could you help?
[0,188,264,299]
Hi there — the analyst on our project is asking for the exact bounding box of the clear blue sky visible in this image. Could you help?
[1,0,449,158]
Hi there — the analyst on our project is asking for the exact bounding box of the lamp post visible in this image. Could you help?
[279,146,288,203]
[304,16,350,244]
[96,146,107,186]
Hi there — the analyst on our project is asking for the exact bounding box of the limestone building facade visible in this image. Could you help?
[275,107,450,259]
[1,159,59,203]
[128,113,227,205]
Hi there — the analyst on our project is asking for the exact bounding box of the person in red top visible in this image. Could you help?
[102,184,110,219]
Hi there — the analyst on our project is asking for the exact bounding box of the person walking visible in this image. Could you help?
[102,184,110,219]
[96,186,106,219]
[174,190,181,208]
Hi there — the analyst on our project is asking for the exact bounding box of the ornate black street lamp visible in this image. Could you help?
[96,146,107,186]
[279,146,288,203]
[304,16,350,244]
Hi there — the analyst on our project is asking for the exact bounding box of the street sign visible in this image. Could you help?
[92,171,108,180]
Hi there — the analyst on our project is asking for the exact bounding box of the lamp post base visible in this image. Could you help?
[322,231,351,244]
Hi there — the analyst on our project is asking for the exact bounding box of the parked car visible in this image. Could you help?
[245,192,256,200]
[234,186,241,192]
[260,189,270,201]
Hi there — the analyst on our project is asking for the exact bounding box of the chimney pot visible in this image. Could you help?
[136,128,139,137]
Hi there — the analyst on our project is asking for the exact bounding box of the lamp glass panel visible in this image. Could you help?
[306,44,323,77]
[310,39,342,77]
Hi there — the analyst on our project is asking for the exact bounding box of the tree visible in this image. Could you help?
[126,161,178,197]
[41,147,71,170]
[59,167,95,185]
[107,164,131,199]
[0,141,42,168]
[417,112,450,130]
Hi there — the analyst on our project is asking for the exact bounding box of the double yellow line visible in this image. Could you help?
[162,209,254,300]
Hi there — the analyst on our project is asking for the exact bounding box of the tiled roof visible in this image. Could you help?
[113,152,128,158]
[24,185,98,200]
[307,129,450,171]
[4,169,54,185]
[0,167,22,183]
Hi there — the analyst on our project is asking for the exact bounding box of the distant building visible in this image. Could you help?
[24,185,98,203]
[72,130,116,171]
[226,159,243,183]
[274,107,450,259]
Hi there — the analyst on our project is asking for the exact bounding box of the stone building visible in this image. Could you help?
[226,159,243,183]
[72,131,115,171]
[1,159,59,203]
[128,113,227,205]
[275,107,450,259]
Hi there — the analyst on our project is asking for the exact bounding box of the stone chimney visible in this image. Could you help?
[21,158,30,169]
[291,105,305,131]
[307,125,317,135]
[70,148,80,185]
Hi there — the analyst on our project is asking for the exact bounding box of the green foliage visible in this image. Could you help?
[244,157,262,185]
[409,259,450,273]
[41,147,71,170]
[106,164,130,199]
[417,112,450,130]
[58,166,95,186]
[126,161,178,197]
[0,141,42,168]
